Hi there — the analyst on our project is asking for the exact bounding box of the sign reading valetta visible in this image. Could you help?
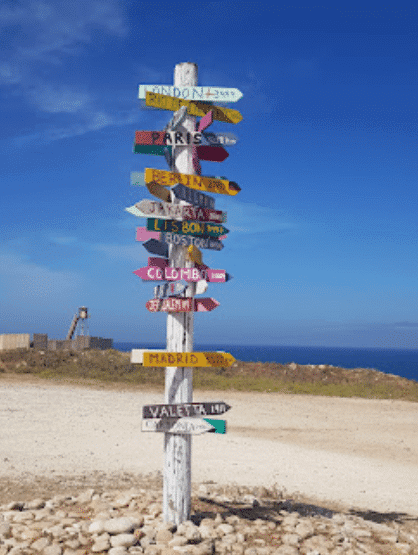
[141,351,236,367]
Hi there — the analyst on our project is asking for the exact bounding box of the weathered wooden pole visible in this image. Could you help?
[163,62,198,524]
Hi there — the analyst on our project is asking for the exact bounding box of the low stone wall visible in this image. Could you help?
[0,334,30,351]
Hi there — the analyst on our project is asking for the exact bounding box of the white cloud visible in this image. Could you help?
[0,249,81,304]
[29,82,91,113]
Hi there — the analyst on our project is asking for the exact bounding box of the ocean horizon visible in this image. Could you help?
[114,342,418,383]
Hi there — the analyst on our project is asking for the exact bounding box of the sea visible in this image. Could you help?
[114,343,418,383]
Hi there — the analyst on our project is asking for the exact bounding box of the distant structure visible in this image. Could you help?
[0,306,112,352]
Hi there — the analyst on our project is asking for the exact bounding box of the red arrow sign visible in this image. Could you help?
[146,297,219,313]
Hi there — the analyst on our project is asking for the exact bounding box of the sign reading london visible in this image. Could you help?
[139,85,243,103]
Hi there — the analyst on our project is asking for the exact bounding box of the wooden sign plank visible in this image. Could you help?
[133,266,232,283]
[135,200,227,224]
[147,218,229,238]
[203,132,238,146]
[139,85,243,103]
[197,110,214,133]
[145,92,243,124]
[143,401,231,419]
[142,239,169,258]
[172,183,215,209]
[145,168,240,197]
[148,256,168,269]
[135,227,160,241]
[154,281,188,299]
[146,181,172,203]
[142,351,236,367]
[131,349,228,364]
[135,131,203,146]
[141,417,216,435]
[145,297,219,313]
[187,245,202,265]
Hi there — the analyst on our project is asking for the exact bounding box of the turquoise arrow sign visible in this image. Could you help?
[204,419,227,434]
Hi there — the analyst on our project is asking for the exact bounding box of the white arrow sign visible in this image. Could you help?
[141,417,215,435]
[139,85,243,103]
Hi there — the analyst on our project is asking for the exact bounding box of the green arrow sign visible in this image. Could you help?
[204,419,227,434]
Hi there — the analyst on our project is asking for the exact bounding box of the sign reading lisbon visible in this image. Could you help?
[147,218,229,238]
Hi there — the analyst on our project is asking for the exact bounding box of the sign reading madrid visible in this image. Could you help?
[142,351,236,367]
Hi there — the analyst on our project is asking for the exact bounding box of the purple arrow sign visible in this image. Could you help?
[142,239,169,258]
[135,227,161,241]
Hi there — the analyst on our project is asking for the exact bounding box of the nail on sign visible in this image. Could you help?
[145,168,240,196]
[145,92,243,125]
[139,85,243,103]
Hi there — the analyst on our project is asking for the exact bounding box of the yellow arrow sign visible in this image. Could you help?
[145,168,240,197]
[145,91,243,124]
[187,245,202,265]
[142,351,236,367]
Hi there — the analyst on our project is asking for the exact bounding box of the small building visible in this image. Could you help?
[0,334,30,351]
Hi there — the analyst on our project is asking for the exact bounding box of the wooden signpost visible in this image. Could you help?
[145,297,219,313]
[128,63,241,525]
[139,85,243,102]
[145,168,240,196]
[145,91,243,124]
[147,218,229,238]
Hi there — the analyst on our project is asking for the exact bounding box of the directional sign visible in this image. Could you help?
[132,349,228,364]
[145,92,243,125]
[133,266,231,283]
[154,281,188,299]
[203,132,238,146]
[146,181,172,203]
[143,401,231,419]
[204,419,227,434]
[161,231,223,251]
[135,199,226,224]
[148,256,168,269]
[135,130,203,146]
[141,417,221,435]
[142,351,236,367]
[187,245,202,265]
[135,142,229,163]
[142,239,169,258]
[147,219,229,239]
[146,297,219,313]
[198,110,214,133]
[145,168,240,197]
[195,279,208,295]
[135,227,160,242]
[139,85,243,103]
[172,183,215,209]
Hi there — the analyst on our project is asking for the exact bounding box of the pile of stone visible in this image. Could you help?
[0,483,417,555]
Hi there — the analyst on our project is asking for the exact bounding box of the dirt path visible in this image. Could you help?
[1,374,417,516]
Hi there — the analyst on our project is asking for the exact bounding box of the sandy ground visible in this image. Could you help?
[1,373,417,517]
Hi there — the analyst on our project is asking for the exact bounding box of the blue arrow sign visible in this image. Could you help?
[142,239,169,258]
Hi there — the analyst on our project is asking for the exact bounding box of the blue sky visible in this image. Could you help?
[1,2,417,349]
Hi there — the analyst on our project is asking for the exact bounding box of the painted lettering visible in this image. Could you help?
[191,269,200,281]
[164,132,172,144]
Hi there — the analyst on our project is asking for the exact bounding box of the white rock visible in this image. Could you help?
[31,537,51,551]
[217,523,234,536]
[110,534,137,548]
[89,520,106,535]
[43,545,63,555]
[104,518,135,535]
[109,548,129,555]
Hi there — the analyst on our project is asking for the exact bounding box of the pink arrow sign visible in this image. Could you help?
[146,297,219,313]
[134,266,229,283]
[136,227,160,241]
[198,110,214,133]
[148,257,168,270]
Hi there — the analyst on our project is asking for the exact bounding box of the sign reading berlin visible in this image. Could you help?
[145,168,240,196]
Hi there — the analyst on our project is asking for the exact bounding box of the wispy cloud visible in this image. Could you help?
[1,0,130,142]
